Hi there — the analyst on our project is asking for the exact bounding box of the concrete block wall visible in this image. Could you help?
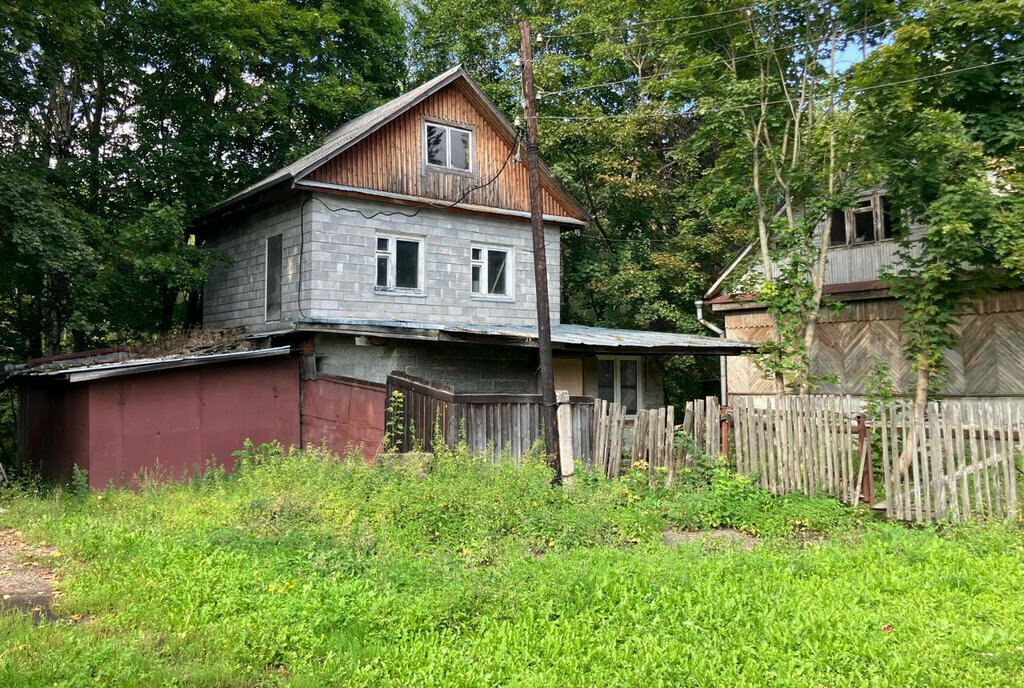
[315,333,540,394]
[307,194,562,327]
[203,197,309,328]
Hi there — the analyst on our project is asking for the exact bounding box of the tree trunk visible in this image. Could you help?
[914,353,930,409]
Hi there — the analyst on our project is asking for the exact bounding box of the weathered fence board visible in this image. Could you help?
[880,399,1022,522]
[385,373,594,463]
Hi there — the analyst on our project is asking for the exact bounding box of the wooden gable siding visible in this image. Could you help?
[305,82,575,219]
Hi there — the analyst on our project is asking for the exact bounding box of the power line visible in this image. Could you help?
[537,0,977,98]
[542,4,762,40]
[535,54,1024,121]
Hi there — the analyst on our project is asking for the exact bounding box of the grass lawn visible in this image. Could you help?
[2,442,1024,687]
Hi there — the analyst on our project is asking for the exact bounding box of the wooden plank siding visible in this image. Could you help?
[725,291,1024,397]
[306,81,575,220]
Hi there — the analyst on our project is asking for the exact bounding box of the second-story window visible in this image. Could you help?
[829,193,896,247]
[471,246,510,296]
[425,121,472,172]
[375,235,422,291]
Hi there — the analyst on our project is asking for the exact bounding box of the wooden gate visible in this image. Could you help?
[385,373,594,462]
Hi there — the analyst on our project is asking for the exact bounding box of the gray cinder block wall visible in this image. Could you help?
[315,334,540,394]
[306,193,562,327]
[202,192,562,330]
[203,197,309,328]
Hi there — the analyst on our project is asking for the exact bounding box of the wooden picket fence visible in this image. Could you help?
[879,400,1023,521]
[384,373,594,461]
[589,396,724,480]
[589,399,627,477]
[732,395,865,503]
[731,394,1024,522]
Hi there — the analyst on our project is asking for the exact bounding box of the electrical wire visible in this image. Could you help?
[535,54,1024,121]
[542,0,972,41]
[537,0,976,98]
[542,4,765,40]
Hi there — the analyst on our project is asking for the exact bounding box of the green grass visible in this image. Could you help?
[2,442,1024,687]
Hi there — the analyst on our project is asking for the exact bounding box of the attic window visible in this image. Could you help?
[828,193,895,246]
[425,122,472,172]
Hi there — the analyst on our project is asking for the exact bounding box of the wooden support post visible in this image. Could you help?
[856,413,875,504]
[519,19,560,472]
[720,407,730,460]
[556,390,575,478]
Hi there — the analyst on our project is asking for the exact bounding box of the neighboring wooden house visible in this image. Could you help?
[196,65,748,413]
[706,190,1024,399]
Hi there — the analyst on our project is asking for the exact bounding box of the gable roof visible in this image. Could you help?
[201,65,588,225]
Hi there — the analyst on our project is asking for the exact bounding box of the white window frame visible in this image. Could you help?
[423,119,474,173]
[374,234,425,293]
[596,356,642,416]
[470,244,514,299]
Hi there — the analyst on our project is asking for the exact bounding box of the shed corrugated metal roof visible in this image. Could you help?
[12,346,292,383]
[293,318,755,355]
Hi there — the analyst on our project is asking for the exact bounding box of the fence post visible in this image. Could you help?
[556,390,575,478]
[720,407,730,460]
[856,413,875,504]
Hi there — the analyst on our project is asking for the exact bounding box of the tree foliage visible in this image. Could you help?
[0,0,406,357]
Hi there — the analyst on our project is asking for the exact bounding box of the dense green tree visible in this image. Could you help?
[850,0,1024,402]
[0,0,406,357]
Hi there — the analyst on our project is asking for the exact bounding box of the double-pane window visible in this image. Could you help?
[425,122,472,172]
[375,236,422,291]
[828,193,896,246]
[597,357,640,415]
[471,246,510,296]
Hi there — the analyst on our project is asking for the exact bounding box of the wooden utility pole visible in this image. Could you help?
[519,19,560,470]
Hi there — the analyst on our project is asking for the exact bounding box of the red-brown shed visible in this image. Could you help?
[13,347,385,488]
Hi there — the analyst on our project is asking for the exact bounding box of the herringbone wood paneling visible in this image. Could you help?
[724,291,1024,396]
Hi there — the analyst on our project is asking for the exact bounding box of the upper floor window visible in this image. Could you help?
[829,193,896,247]
[375,235,422,291]
[471,246,511,297]
[425,121,472,172]
[265,234,282,322]
[597,357,641,415]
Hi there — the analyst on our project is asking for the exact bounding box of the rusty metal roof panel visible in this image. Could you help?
[293,318,754,354]
[12,346,293,383]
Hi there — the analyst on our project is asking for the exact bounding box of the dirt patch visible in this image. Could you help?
[793,530,829,548]
[663,528,758,550]
[0,529,59,621]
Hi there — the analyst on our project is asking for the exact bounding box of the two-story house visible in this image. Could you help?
[705,190,1024,399]
[196,65,748,412]
[11,66,750,488]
